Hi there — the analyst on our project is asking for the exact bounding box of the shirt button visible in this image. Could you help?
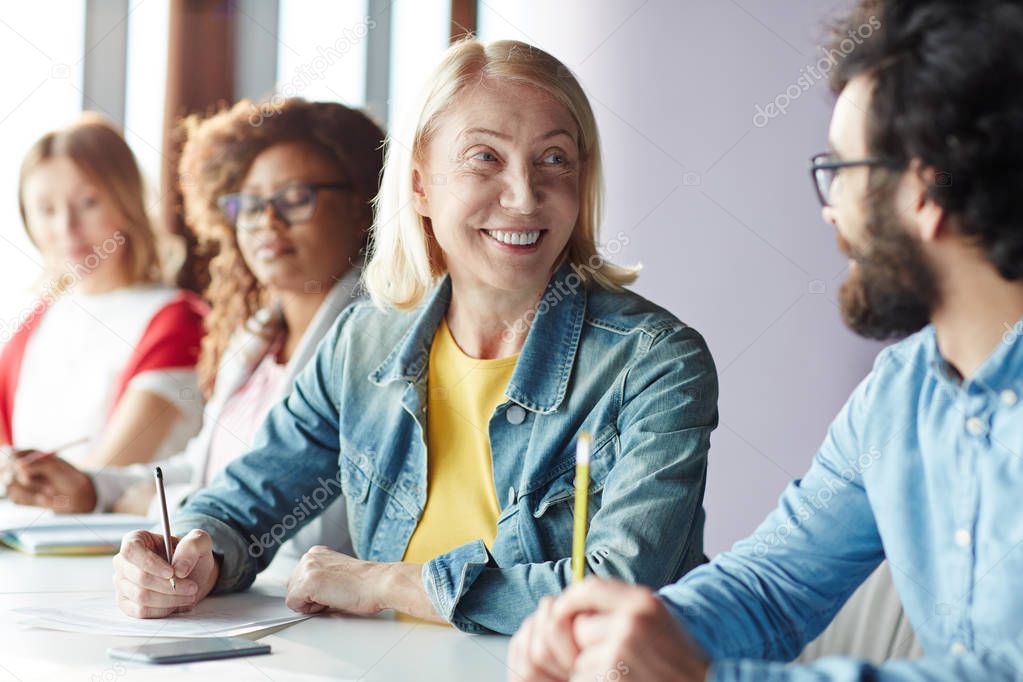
[507,486,516,506]
[965,416,987,436]
[949,642,967,655]
[954,529,972,548]
[506,405,526,425]
[1000,389,1018,407]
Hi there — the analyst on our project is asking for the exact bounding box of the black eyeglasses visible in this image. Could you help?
[809,153,903,207]
[217,181,353,231]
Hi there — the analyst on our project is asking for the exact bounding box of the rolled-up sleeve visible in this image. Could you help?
[169,310,354,594]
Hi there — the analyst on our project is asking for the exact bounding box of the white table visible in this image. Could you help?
[0,548,511,681]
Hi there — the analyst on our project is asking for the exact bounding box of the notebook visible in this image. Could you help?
[0,512,149,555]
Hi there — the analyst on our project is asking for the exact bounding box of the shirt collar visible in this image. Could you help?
[371,262,587,414]
[927,313,1023,398]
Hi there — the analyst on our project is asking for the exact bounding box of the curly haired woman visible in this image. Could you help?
[9,100,384,570]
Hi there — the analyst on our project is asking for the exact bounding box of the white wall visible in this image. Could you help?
[479,0,884,556]
[0,2,86,339]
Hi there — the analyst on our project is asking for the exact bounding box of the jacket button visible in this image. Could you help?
[965,416,986,436]
[506,405,526,425]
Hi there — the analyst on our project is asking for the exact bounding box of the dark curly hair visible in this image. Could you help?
[178,98,385,396]
[829,0,1023,281]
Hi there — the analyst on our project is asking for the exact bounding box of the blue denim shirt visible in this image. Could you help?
[660,320,1023,680]
[173,264,718,634]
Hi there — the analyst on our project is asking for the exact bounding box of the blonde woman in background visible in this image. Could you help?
[1,114,205,502]
[112,39,718,635]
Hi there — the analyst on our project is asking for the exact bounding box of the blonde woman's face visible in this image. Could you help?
[413,81,581,296]
[21,156,130,281]
[235,142,361,294]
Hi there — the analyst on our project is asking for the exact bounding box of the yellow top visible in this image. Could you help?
[402,318,518,564]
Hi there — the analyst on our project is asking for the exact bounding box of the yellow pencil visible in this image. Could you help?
[571,431,592,583]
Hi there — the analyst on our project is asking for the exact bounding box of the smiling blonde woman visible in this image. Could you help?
[365,39,638,310]
[113,38,719,636]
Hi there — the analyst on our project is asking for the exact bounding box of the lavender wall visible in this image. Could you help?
[478,0,884,556]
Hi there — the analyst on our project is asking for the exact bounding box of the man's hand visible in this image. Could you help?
[507,595,579,682]
[508,577,710,682]
[113,529,219,618]
[6,452,97,513]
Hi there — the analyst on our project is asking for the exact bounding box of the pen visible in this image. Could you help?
[571,431,592,583]
[154,467,176,591]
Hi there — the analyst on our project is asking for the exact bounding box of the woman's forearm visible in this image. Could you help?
[376,562,447,623]
[83,388,181,468]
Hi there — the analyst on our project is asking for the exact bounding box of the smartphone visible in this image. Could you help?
[107,637,271,664]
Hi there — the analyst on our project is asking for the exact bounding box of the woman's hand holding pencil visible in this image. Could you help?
[112,526,220,619]
[2,437,96,512]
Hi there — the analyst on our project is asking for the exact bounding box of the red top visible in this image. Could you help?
[0,290,208,446]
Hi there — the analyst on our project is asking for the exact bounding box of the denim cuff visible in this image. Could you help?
[705,659,785,681]
[706,661,731,681]
[422,539,493,633]
[170,512,257,594]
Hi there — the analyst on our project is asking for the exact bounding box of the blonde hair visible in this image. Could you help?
[17,112,162,287]
[364,38,639,310]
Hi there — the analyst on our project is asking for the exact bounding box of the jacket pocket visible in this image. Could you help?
[338,453,374,557]
[339,455,371,504]
[532,428,615,519]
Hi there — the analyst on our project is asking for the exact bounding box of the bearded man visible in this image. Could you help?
[508,0,1023,679]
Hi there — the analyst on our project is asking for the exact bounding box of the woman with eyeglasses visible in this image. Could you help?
[2,113,205,495]
[111,39,718,635]
[7,101,384,571]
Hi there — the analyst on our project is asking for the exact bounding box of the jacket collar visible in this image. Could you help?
[371,262,587,414]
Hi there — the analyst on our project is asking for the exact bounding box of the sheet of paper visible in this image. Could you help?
[0,499,52,531]
[14,586,309,638]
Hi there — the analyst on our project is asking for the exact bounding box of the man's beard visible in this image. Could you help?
[838,190,941,340]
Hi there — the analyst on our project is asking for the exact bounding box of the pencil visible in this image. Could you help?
[571,431,592,583]
[154,467,176,591]
[15,436,90,465]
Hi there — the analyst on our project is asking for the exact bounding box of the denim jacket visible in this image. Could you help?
[173,264,718,634]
